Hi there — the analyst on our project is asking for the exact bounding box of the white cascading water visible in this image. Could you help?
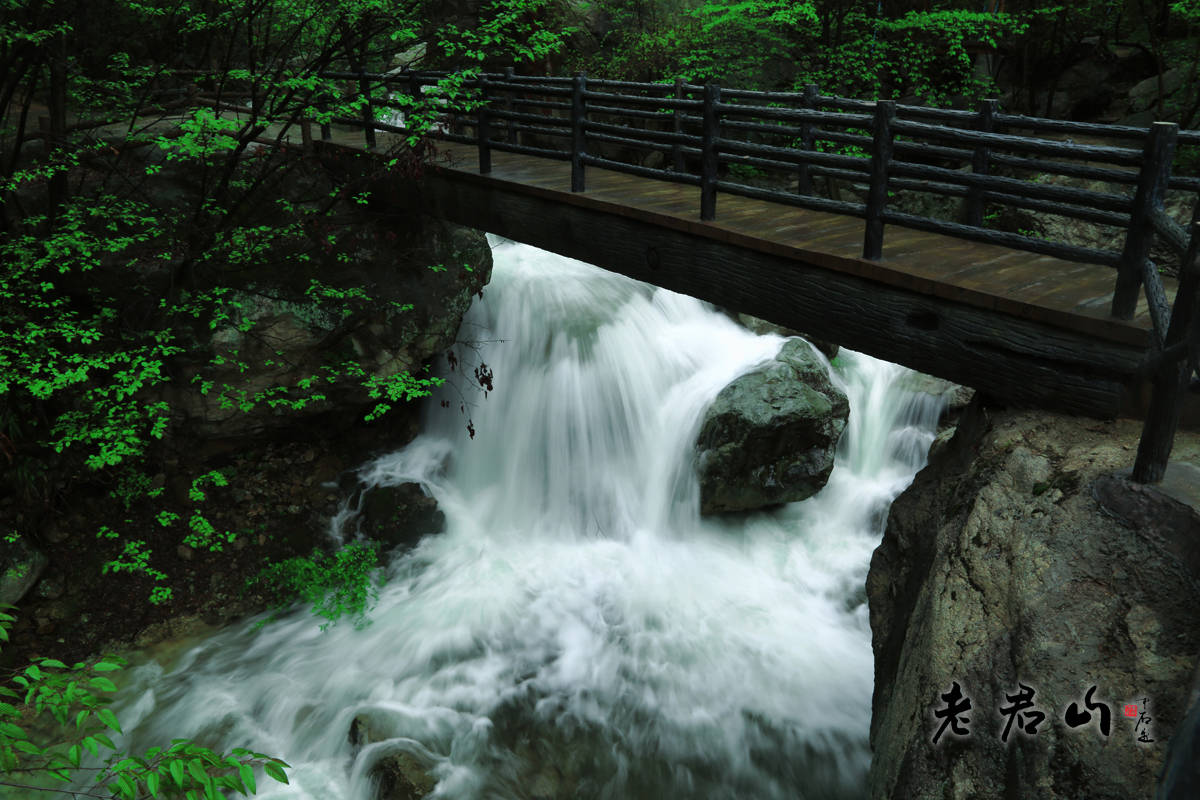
[105,238,944,800]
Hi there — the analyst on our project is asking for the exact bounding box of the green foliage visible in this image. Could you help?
[248,543,382,630]
[1,0,557,607]
[572,0,1024,105]
[1174,0,1200,24]
[0,606,290,797]
[435,0,577,65]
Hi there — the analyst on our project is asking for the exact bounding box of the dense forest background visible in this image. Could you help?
[0,0,1198,796]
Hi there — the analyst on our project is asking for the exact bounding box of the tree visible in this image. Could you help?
[0,0,573,607]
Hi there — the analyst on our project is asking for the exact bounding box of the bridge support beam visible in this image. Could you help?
[1134,220,1200,482]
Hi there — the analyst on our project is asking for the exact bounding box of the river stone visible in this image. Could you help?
[735,315,838,359]
[0,536,49,606]
[349,715,436,800]
[355,482,445,547]
[695,338,848,514]
[867,405,1200,800]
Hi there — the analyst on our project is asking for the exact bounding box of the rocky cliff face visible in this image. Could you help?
[867,402,1200,799]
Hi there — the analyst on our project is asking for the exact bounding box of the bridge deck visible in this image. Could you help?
[411,142,1166,349]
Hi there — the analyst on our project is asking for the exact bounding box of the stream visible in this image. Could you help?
[105,237,944,800]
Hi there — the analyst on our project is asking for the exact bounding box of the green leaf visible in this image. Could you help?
[97,707,122,733]
[89,676,117,692]
[170,758,186,787]
[92,660,122,672]
[12,739,42,755]
[82,736,99,756]
[116,773,137,799]
[188,757,208,784]
[238,762,256,794]
[264,760,289,784]
[0,724,25,743]
[75,709,90,728]
[68,743,81,766]
[147,770,162,797]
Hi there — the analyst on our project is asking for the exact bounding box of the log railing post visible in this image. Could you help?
[300,117,313,151]
[700,81,721,221]
[478,75,492,174]
[503,66,516,144]
[319,91,332,141]
[358,70,376,149]
[671,77,686,173]
[1114,121,1178,319]
[863,100,896,260]
[796,83,818,196]
[1133,218,1200,483]
[571,72,587,192]
[404,68,422,120]
[965,98,997,227]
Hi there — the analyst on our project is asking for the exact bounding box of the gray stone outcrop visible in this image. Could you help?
[695,339,849,514]
[867,402,1200,799]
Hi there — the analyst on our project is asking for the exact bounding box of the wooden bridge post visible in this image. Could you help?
[357,71,377,150]
[1114,121,1178,319]
[300,117,313,151]
[700,82,721,221]
[404,68,421,120]
[319,94,332,141]
[503,67,517,144]
[1133,219,1200,483]
[571,73,587,192]
[863,100,896,260]
[965,98,998,227]
[796,83,818,196]
[671,77,686,173]
[478,75,492,174]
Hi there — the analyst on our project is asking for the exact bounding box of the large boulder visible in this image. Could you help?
[0,536,49,606]
[166,212,491,444]
[695,339,849,514]
[350,482,446,548]
[349,714,436,800]
[867,403,1200,799]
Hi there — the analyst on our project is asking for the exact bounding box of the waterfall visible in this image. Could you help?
[106,238,945,800]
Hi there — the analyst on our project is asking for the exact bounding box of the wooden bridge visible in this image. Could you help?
[301,70,1200,482]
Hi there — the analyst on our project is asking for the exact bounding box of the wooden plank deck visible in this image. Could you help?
[413,142,1169,349]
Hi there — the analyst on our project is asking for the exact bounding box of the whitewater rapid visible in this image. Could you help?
[106,238,944,800]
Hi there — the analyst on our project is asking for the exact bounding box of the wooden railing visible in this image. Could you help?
[312,69,1200,483]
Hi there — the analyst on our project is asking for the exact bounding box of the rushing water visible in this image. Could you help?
[105,239,944,800]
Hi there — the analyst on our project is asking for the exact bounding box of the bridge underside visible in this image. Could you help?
[412,168,1152,418]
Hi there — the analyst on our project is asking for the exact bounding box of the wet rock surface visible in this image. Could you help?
[350,714,437,800]
[695,338,849,514]
[351,482,446,548]
[867,402,1200,800]
[0,536,48,606]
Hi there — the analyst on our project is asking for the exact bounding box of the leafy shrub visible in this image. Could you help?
[248,542,382,630]
[0,606,289,798]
